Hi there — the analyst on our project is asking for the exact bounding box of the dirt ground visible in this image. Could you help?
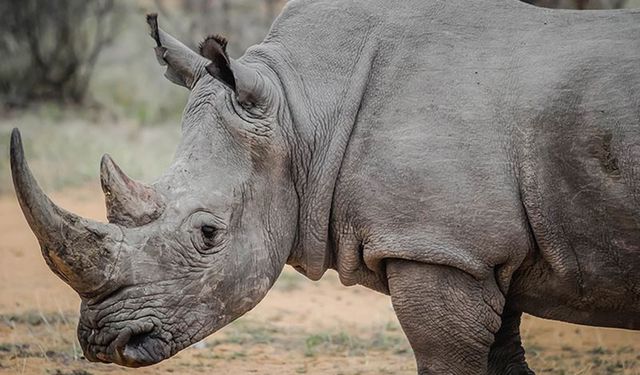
[0,184,638,375]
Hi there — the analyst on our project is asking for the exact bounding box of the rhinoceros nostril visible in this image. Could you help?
[110,322,166,367]
[118,333,160,367]
[126,331,150,350]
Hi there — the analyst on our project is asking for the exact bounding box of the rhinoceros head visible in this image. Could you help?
[10,15,297,367]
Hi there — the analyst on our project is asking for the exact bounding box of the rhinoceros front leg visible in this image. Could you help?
[387,259,505,375]
[488,309,535,375]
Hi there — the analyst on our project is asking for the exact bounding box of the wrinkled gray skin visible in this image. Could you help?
[9,0,640,373]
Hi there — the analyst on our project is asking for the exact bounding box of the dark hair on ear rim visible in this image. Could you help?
[198,34,236,91]
[146,13,162,47]
[199,34,229,59]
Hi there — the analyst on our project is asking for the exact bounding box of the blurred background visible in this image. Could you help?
[0,1,639,374]
[0,0,290,194]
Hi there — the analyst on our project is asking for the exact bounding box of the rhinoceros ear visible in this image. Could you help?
[199,35,265,106]
[146,13,208,90]
[199,35,236,91]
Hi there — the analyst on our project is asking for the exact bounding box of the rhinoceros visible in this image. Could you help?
[9,0,640,373]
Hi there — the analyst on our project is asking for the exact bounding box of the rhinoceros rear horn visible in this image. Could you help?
[146,13,209,90]
[100,154,165,227]
[10,129,121,297]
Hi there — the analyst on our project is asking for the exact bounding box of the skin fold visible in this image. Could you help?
[10,0,640,373]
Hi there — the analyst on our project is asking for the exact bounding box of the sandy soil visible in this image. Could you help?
[0,184,638,374]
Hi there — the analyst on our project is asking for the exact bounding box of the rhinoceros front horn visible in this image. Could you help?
[10,129,122,297]
[100,154,165,227]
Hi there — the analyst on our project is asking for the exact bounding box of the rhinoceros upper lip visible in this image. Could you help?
[85,319,168,367]
[115,330,170,367]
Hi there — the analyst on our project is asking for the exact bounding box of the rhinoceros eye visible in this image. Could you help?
[201,225,219,248]
[188,211,225,253]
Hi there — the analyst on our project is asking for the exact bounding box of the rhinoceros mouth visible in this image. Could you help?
[113,330,171,367]
[81,320,172,367]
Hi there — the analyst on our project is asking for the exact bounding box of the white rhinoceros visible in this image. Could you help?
[10,1,640,374]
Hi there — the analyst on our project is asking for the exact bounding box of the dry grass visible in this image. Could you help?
[0,270,638,375]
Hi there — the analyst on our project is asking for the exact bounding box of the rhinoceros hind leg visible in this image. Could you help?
[387,259,505,375]
[488,308,535,375]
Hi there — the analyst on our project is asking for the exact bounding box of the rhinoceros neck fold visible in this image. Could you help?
[245,1,385,280]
